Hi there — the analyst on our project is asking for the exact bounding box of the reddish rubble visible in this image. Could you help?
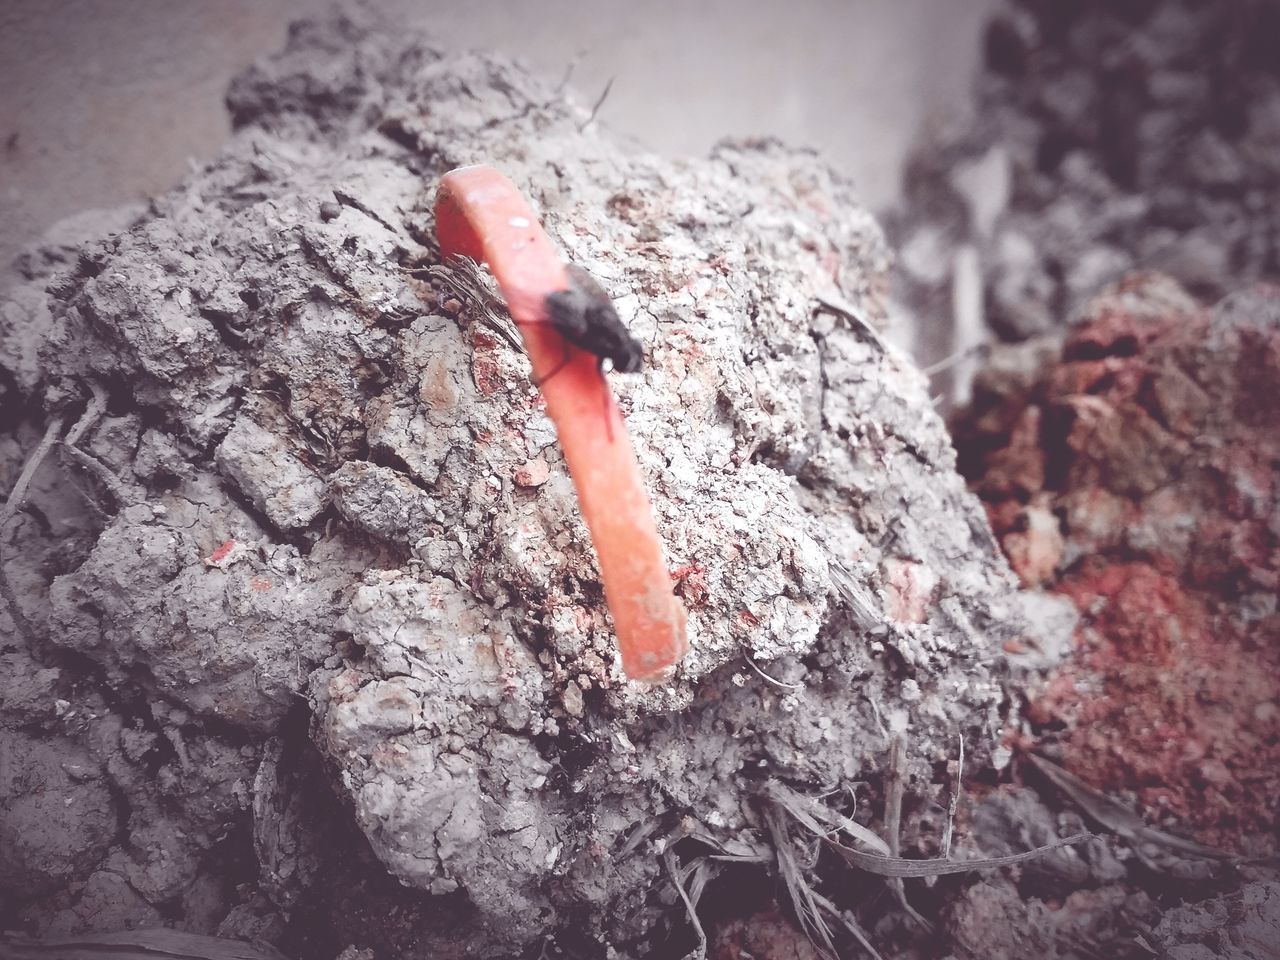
[958,274,1280,850]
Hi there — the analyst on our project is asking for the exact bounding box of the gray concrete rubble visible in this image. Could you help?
[888,0,1280,403]
[0,9,1070,957]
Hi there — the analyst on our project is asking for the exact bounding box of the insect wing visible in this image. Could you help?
[564,263,616,308]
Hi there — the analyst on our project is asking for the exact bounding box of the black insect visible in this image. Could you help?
[537,264,644,384]
[505,264,644,442]
[434,258,644,440]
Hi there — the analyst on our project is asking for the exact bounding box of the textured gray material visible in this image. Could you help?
[0,11,1066,955]
[1155,882,1280,960]
[888,0,1280,403]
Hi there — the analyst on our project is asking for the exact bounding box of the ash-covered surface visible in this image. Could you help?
[0,10,1057,959]
[888,0,1280,381]
[943,786,1280,960]
[1155,881,1280,960]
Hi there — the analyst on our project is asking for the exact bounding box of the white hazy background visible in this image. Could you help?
[0,0,997,277]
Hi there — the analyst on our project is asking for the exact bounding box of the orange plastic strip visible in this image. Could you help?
[435,165,688,682]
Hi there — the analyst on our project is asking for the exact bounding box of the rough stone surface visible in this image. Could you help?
[0,731,118,897]
[1155,882,1280,960]
[1,10,1067,958]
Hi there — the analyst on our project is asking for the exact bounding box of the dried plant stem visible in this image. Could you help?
[942,734,965,861]
[0,416,67,641]
[663,847,708,960]
[885,734,930,927]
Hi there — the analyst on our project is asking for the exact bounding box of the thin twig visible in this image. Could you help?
[767,778,1090,878]
[63,380,107,446]
[885,735,930,927]
[1,416,67,642]
[927,732,966,891]
[616,817,664,859]
[681,858,719,912]
[885,735,905,860]
[814,293,888,352]
[2,417,66,523]
[59,467,109,522]
[811,890,886,960]
[942,734,965,861]
[60,381,130,510]
[0,928,289,960]
[765,780,891,855]
[556,51,584,94]
[428,259,524,352]
[922,343,990,378]
[60,444,128,509]
[579,76,615,131]
[765,805,838,960]
[743,651,805,690]
[663,847,707,960]
[866,696,889,739]
[823,829,1091,878]
[1028,753,1233,861]
[828,559,880,629]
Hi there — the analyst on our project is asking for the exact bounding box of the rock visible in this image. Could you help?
[44,870,164,935]
[329,460,440,543]
[216,413,328,530]
[947,877,1057,960]
[1,9,1060,955]
[999,500,1063,589]
[961,275,1280,853]
[1155,883,1280,960]
[512,458,550,488]
[0,731,116,895]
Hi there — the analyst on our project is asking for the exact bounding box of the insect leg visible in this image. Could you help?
[507,311,576,388]
[533,339,574,388]
[599,361,615,444]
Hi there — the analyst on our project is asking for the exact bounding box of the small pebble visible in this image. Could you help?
[513,458,550,488]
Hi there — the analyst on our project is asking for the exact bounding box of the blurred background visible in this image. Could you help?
[6,0,1277,401]
[0,0,997,278]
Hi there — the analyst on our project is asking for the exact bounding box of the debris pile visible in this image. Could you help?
[890,0,1280,381]
[0,11,1052,957]
[958,273,1280,854]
